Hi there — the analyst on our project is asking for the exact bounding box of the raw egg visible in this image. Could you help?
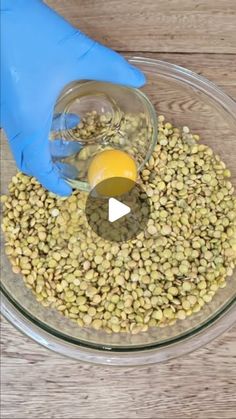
[88,149,137,196]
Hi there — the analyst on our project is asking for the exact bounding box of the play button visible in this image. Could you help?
[85,177,151,242]
[108,198,131,223]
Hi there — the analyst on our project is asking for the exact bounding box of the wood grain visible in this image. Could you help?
[45,0,236,54]
[1,318,236,419]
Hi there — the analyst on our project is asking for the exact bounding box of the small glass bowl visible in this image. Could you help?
[50,81,157,191]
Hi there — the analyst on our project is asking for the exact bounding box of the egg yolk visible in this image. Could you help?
[88,149,137,196]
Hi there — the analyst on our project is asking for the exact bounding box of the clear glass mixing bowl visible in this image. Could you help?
[1,58,236,365]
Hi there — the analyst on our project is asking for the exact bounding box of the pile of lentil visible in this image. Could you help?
[1,115,236,334]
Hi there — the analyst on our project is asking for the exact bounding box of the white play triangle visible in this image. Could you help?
[108,198,131,223]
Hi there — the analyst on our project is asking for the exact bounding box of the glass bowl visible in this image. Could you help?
[1,57,236,366]
[50,81,157,192]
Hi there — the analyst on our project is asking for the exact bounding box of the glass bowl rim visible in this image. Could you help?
[1,57,236,365]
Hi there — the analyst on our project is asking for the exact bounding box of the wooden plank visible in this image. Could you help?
[45,0,236,53]
[1,318,236,419]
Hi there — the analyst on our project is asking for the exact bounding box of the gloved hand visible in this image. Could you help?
[0,0,145,196]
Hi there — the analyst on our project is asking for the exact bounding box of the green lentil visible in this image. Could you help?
[1,115,236,336]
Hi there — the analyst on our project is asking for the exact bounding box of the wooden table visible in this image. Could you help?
[1,1,236,418]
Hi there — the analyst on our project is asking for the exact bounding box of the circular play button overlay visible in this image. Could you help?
[85,177,151,242]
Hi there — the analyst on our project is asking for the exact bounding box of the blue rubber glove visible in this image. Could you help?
[0,0,145,196]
